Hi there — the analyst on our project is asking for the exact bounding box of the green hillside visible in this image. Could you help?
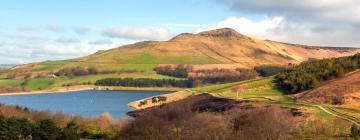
[0,73,178,92]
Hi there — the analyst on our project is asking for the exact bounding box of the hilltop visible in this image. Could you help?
[10,28,360,74]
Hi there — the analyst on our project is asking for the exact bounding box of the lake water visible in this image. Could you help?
[0,90,170,118]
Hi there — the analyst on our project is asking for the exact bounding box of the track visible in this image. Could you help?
[208,92,360,127]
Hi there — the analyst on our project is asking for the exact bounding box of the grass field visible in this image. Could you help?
[83,51,217,64]
[0,73,179,91]
[27,61,158,73]
[192,77,345,121]
[193,77,293,102]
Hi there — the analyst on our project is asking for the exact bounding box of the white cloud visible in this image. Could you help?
[73,26,90,35]
[199,16,360,47]
[16,25,41,32]
[46,24,64,32]
[213,0,360,47]
[216,0,360,24]
[102,26,172,40]
[198,17,284,39]
[0,34,117,64]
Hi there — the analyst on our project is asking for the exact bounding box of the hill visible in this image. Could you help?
[0,64,16,70]
[1,28,360,93]
[78,28,359,65]
[10,28,360,74]
[295,70,360,108]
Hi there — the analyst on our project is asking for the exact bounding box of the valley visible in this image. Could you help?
[0,28,360,139]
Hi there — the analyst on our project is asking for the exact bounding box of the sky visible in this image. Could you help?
[1,0,359,64]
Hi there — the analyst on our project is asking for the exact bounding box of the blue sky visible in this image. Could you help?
[1,0,359,64]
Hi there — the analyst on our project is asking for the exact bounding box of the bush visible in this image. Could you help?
[0,117,80,140]
[255,65,286,77]
[351,125,360,139]
[32,119,61,140]
[117,94,292,140]
[60,122,80,140]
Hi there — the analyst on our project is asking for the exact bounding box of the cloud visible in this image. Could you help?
[216,0,360,23]
[89,39,113,45]
[102,26,172,40]
[16,25,41,32]
[200,16,360,47]
[213,0,360,47]
[46,24,64,32]
[73,26,90,35]
[198,17,284,38]
[0,40,115,64]
[55,37,81,44]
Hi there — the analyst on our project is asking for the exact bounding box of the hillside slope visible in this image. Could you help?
[9,28,360,73]
[77,28,360,66]
[295,70,360,108]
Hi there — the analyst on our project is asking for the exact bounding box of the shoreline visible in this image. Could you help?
[0,86,183,96]
[0,88,93,96]
[128,90,196,110]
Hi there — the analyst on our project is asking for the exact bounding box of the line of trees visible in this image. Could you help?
[0,116,79,140]
[154,64,193,78]
[276,54,360,94]
[188,68,257,85]
[95,78,194,88]
[54,67,140,77]
[155,65,280,85]
[254,65,286,77]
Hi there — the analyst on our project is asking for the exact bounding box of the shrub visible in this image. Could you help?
[60,122,80,140]
[32,119,61,140]
[254,65,286,77]
[351,125,360,139]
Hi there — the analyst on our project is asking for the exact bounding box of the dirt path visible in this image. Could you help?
[314,105,360,126]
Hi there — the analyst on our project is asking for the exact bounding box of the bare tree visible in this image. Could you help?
[231,84,248,99]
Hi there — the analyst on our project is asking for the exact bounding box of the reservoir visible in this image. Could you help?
[0,90,170,118]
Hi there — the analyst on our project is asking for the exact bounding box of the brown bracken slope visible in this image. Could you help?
[76,28,360,68]
[295,70,360,108]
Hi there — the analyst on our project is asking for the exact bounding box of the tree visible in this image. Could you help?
[351,124,360,139]
[276,53,360,94]
[157,96,167,105]
[60,122,80,140]
[152,97,159,105]
[232,84,248,99]
[32,119,61,140]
